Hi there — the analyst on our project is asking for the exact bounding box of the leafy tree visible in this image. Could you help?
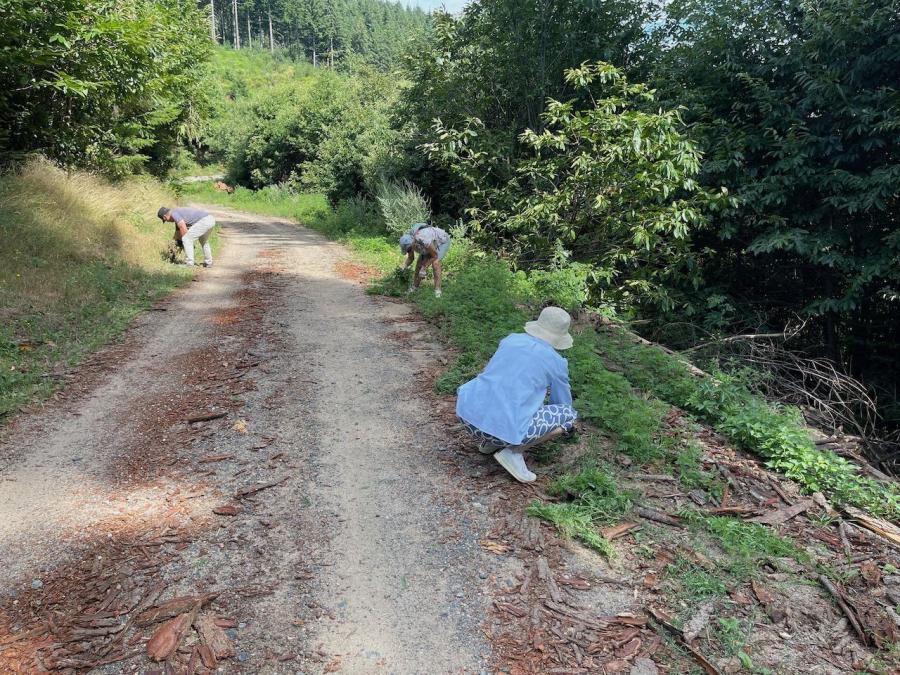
[424,62,732,311]
[655,0,900,410]
[0,0,210,175]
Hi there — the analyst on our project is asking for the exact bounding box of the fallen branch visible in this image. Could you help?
[648,607,721,675]
[186,412,228,424]
[634,507,684,528]
[843,506,900,552]
[818,575,868,646]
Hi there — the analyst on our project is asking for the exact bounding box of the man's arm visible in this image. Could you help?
[175,220,188,241]
[402,250,415,271]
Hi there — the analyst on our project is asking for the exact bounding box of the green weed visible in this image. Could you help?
[592,325,900,520]
[717,616,752,656]
[527,467,636,557]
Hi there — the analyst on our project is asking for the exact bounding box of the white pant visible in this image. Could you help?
[182,215,215,265]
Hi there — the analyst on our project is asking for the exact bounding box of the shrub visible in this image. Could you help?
[375,179,432,236]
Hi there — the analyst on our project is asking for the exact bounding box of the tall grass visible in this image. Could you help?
[0,157,197,419]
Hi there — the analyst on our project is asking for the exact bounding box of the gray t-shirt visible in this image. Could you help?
[170,207,209,226]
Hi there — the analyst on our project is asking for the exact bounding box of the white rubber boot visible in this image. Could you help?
[493,447,536,483]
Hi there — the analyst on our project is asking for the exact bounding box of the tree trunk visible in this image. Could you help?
[209,0,216,42]
[268,9,274,52]
[247,15,251,48]
[232,0,239,49]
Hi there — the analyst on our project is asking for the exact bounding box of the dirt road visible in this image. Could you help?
[0,208,500,673]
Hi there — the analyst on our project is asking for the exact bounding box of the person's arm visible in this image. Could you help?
[175,220,188,241]
[402,250,415,271]
[548,361,573,406]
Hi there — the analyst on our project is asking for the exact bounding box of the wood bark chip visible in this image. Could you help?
[146,602,200,662]
[839,521,854,556]
[194,612,235,661]
[186,412,227,424]
[479,539,510,554]
[634,507,684,528]
[748,500,812,525]
[859,560,882,586]
[212,504,240,516]
[600,522,641,541]
[135,593,218,627]
[234,476,288,499]
[751,579,775,605]
[536,556,563,603]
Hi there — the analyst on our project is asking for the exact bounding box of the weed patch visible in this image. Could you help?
[593,327,900,520]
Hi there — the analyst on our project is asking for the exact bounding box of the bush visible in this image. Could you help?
[375,179,432,236]
[527,263,591,312]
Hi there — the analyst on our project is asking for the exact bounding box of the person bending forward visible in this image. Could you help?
[158,206,216,267]
[456,306,578,483]
[399,224,450,298]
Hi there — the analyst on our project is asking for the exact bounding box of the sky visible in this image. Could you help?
[408,0,469,13]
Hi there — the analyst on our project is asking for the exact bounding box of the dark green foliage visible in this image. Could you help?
[0,0,210,175]
[653,0,900,417]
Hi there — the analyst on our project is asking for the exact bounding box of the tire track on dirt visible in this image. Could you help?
[0,207,501,673]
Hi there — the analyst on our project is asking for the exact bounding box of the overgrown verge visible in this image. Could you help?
[184,183,900,526]
[0,158,207,419]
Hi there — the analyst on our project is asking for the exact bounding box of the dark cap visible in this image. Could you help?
[157,206,170,220]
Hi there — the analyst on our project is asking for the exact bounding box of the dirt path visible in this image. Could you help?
[0,207,497,673]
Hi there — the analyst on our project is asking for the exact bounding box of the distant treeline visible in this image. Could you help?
[209,0,428,68]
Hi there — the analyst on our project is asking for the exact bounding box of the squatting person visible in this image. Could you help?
[456,306,578,483]
[399,223,450,298]
[158,206,217,267]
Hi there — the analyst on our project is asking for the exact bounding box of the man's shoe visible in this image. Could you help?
[203,261,213,268]
[434,289,442,298]
[177,262,195,267]
[493,447,536,483]
[419,268,427,279]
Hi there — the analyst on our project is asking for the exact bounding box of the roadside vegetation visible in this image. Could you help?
[0,159,204,419]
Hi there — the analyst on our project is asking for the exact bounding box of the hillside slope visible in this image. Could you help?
[0,158,198,420]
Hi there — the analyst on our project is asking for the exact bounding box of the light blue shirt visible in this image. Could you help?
[456,333,573,445]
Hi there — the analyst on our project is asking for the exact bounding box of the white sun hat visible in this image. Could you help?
[524,306,574,350]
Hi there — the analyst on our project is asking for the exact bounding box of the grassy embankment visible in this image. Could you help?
[0,158,217,420]
[184,182,899,528]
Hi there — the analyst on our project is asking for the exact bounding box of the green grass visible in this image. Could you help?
[527,466,637,557]
[0,158,203,420]
[591,327,900,520]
